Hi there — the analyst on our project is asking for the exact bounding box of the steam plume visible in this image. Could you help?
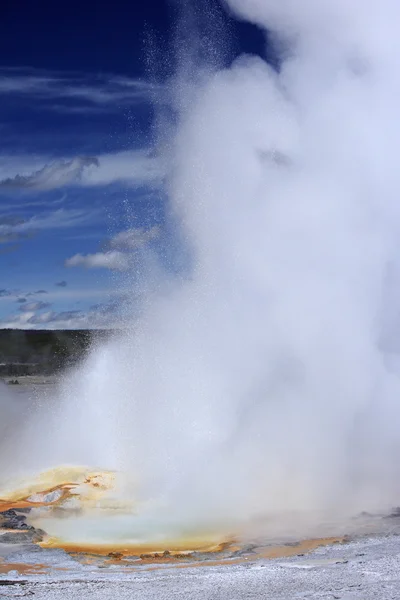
[3,0,400,542]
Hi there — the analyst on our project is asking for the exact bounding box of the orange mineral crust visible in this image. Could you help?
[39,537,234,556]
[0,467,118,513]
[0,466,346,569]
[67,537,345,571]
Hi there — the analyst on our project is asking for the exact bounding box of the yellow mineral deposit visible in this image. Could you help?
[0,467,231,555]
[40,536,234,556]
[0,467,346,564]
[0,467,116,512]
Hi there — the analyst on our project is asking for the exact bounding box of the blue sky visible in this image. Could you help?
[0,0,265,329]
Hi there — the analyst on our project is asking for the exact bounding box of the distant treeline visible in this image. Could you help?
[0,329,113,376]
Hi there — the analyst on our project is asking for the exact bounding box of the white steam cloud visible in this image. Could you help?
[3,0,400,543]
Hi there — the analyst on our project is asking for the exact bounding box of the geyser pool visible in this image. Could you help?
[3,0,400,549]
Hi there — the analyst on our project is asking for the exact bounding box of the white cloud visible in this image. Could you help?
[0,154,51,183]
[19,301,51,313]
[0,287,121,303]
[0,150,164,192]
[10,311,36,326]
[80,150,165,187]
[43,288,121,301]
[64,226,159,272]
[0,157,98,191]
[25,209,94,230]
[0,69,159,108]
[0,209,95,243]
[0,75,58,94]
[0,305,120,330]
[65,250,130,271]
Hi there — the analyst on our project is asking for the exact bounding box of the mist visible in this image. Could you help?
[2,0,400,544]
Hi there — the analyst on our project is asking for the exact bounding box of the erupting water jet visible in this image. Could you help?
[3,0,400,554]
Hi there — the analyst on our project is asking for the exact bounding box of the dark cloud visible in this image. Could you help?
[26,290,48,296]
[0,289,11,297]
[55,281,67,287]
[16,297,26,303]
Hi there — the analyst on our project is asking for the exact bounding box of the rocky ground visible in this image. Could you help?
[1,533,400,599]
[1,508,400,599]
[2,375,58,386]
[2,381,400,598]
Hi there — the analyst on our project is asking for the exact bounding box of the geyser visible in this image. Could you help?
[3,0,400,549]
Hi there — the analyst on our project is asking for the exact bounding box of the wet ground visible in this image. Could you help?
[1,498,400,600]
[2,382,400,598]
[1,530,400,599]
